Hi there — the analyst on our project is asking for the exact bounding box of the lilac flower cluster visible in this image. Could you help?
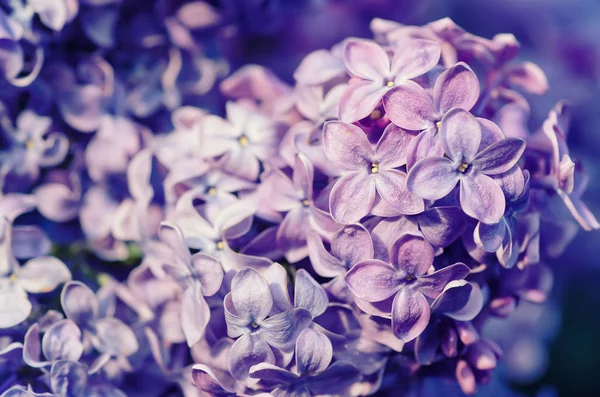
[0,3,597,396]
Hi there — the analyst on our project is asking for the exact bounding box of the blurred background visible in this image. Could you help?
[223,0,600,395]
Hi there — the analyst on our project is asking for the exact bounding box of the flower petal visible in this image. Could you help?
[93,317,139,357]
[11,226,51,259]
[260,308,312,350]
[0,280,31,329]
[433,62,480,114]
[306,230,345,278]
[158,222,191,266]
[34,183,80,223]
[383,81,436,130]
[406,157,458,200]
[293,153,314,200]
[189,253,224,296]
[296,328,333,376]
[339,80,389,123]
[231,267,273,321]
[441,108,481,162]
[375,123,414,169]
[391,288,430,342]
[322,121,372,170]
[228,334,275,381]
[375,169,424,215]
[472,138,526,175]
[344,259,401,302]
[418,206,467,247]
[390,234,434,276]
[329,172,376,224]
[249,362,298,385]
[294,49,345,85]
[276,208,309,263]
[343,39,389,80]
[418,263,471,298]
[474,219,507,252]
[331,223,374,267]
[294,269,328,318]
[460,173,506,224]
[405,127,444,170]
[391,39,441,80]
[180,284,211,347]
[50,360,88,397]
[42,319,82,362]
[60,281,98,326]
[15,256,71,294]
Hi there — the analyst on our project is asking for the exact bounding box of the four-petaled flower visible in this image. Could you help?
[224,267,312,381]
[407,108,526,224]
[323,121,424,223]
[339,38,441,122]
[345,233,470,341]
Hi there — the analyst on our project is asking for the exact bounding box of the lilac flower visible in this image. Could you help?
[339,38,441,122]
[407,108,526,224]
[0,218,71,329]
[306,223,374,302]
[22,320,83,368]
[383,62,480,168]
[0,110,68,192]
[345,233,470,341]
[323,121,423,223]
[261,153,339,262]
[224,267,312,381]
[201,101,284,181]
[60,281,138,361]
[157,222,224,347]
[249,328,360,396]
[293,45,346,86]
[473,167,529,267]
[370,206,467,259]
[168,193,269,271]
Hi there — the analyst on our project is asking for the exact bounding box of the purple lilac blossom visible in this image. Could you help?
[0,4,597,397]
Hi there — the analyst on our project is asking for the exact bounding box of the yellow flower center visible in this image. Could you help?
[207,187,217,196]
[9,273,17,283]
[386,81,394,87]
[302,199,311,207]
[369,109,382,120]
[371,162,379,174]
[435,121,441,130]
[26,139,35,150]
[216,241,225,250]
[458,162,469,173]
[238,135,249,147]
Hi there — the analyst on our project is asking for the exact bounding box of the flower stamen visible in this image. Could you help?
[238,135,249,147]
[371,162,379,174]
[458,162,469,173]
